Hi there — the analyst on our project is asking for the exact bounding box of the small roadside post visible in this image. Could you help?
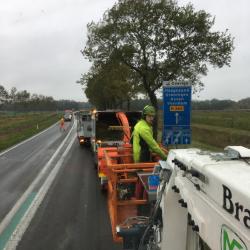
[162,81,192,147]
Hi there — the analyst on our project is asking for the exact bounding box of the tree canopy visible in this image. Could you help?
[78,60,142,109]
[83,0,234,112]
[0,85,8,104]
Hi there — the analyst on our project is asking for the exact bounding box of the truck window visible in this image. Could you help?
[82,115,91,121]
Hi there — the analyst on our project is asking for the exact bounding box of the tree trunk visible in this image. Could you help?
[148,90,159,139]
[142,76,159,139]
[127,97,130,111]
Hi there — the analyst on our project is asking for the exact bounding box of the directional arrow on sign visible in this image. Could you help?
[163,85,192,146]
[175,113,179,124]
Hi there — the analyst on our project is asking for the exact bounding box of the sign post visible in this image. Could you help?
[163,81,192,146]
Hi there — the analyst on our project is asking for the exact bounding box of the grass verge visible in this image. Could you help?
[192,123,250,149]
[0,112,62,152]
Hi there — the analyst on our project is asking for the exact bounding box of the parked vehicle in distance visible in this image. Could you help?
[64,109,73,121]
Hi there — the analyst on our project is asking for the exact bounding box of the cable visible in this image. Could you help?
[137,179,168,250]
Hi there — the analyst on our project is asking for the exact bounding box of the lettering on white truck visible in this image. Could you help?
[222,185,250,229]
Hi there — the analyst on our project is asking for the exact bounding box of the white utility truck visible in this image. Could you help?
[76,110,94,146]
[117,146,250,250]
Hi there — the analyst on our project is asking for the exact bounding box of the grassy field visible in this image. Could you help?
[0,112,62,152]
[158,110,250,151]
[192,110,250,150]
[192,110,250,131]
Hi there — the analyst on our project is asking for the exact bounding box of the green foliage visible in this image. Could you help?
[237,97,250,109]
[78,60,141,109]
[83,0,234,112]
[0,85,8,104]
[0,84,88,111]
[192,99,236,110]
[129,98,152,110]
[56,100,89,111]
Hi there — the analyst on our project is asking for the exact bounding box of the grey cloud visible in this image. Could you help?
[1,0,250,101]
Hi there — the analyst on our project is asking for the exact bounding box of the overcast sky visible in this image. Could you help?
[1,0,249,102]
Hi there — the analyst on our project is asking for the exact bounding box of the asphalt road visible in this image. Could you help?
[0,120,122,250]
[0,121,69,223]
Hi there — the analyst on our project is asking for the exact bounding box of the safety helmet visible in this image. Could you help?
[142,105,156,116]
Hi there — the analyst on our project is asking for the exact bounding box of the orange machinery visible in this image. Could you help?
[97,111,136,189]
[97,111,166,242]
[104,147,157,242]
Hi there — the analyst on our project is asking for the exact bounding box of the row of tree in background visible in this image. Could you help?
[2,84,250,111]
[138,98,250,111]
[0,85,90,112]
[192,98,250,110]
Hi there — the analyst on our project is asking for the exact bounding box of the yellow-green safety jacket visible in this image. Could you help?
[132,119,167,163]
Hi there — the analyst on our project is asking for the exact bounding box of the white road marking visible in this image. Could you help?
[0,121,75,237]
[4,130,76,250]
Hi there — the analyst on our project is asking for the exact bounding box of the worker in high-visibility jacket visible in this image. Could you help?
[132,105,167,163]
[59,117,65,131]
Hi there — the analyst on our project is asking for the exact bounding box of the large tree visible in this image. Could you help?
[16,90,30,102]
[79,60,142,109]
[83,0,234,106]
[0,85,9,104]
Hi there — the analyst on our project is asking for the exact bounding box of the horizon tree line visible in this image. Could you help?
[0,85,89,112]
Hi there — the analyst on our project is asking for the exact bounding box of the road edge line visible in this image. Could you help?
[0,120,75,237]
[3,134,76,250]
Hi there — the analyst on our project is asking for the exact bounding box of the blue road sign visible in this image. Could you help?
[163,84,192,145]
